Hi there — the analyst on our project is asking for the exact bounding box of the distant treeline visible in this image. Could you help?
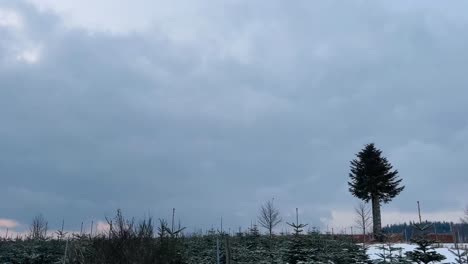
[382,221,468,242]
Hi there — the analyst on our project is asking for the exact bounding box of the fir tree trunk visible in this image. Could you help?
[371,195,382,241]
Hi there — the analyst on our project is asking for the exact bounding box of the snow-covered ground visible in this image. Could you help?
[367,243,468,263]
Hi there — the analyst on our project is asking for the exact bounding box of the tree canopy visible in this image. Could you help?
[348,143,405,203]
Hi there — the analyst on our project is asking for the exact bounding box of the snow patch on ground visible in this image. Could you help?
[367,243,468,263]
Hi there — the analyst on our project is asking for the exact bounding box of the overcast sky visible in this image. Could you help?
[0,0,467,234]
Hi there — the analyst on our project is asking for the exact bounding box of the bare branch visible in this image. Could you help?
[462,205,468,224]
[29,214,48,240]
[354,202,372,244]
[258,199,282,238]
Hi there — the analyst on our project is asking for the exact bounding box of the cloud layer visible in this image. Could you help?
[1,0,467,232]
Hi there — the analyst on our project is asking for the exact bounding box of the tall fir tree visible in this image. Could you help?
[348,143,405,241]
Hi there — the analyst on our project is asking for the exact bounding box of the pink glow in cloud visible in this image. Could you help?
[96,220,110,233]
[0,218,20,229]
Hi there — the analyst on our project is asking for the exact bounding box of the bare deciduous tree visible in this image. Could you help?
[462,205,468,224]
[354,202,372,244]
[106,209,135,240]
[29,214,48,240]
[258,199,282,238]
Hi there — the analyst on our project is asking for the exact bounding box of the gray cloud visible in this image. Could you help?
[1,0,467,232]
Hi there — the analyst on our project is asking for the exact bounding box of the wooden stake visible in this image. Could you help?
[296,208,299,226]
[417,201,422,224]
[172,208,175,233]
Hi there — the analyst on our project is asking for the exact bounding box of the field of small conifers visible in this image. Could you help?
[0,232,367,264]
[1,209,467,264]
[0,209,370,264]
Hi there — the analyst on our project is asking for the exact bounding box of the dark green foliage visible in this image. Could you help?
[374,243,411,264]
[0,239,65,264]
[329,239,370,264]
[285,208,309,264]
[383,221,468,244]
[348,143,404,203]
[348,143,405,240]
[405,223,446,264]
[0,233,370,264]
[383,221,462,234]
[0,209,372,263]
[405,240,446,264]
[284,234,308,264]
